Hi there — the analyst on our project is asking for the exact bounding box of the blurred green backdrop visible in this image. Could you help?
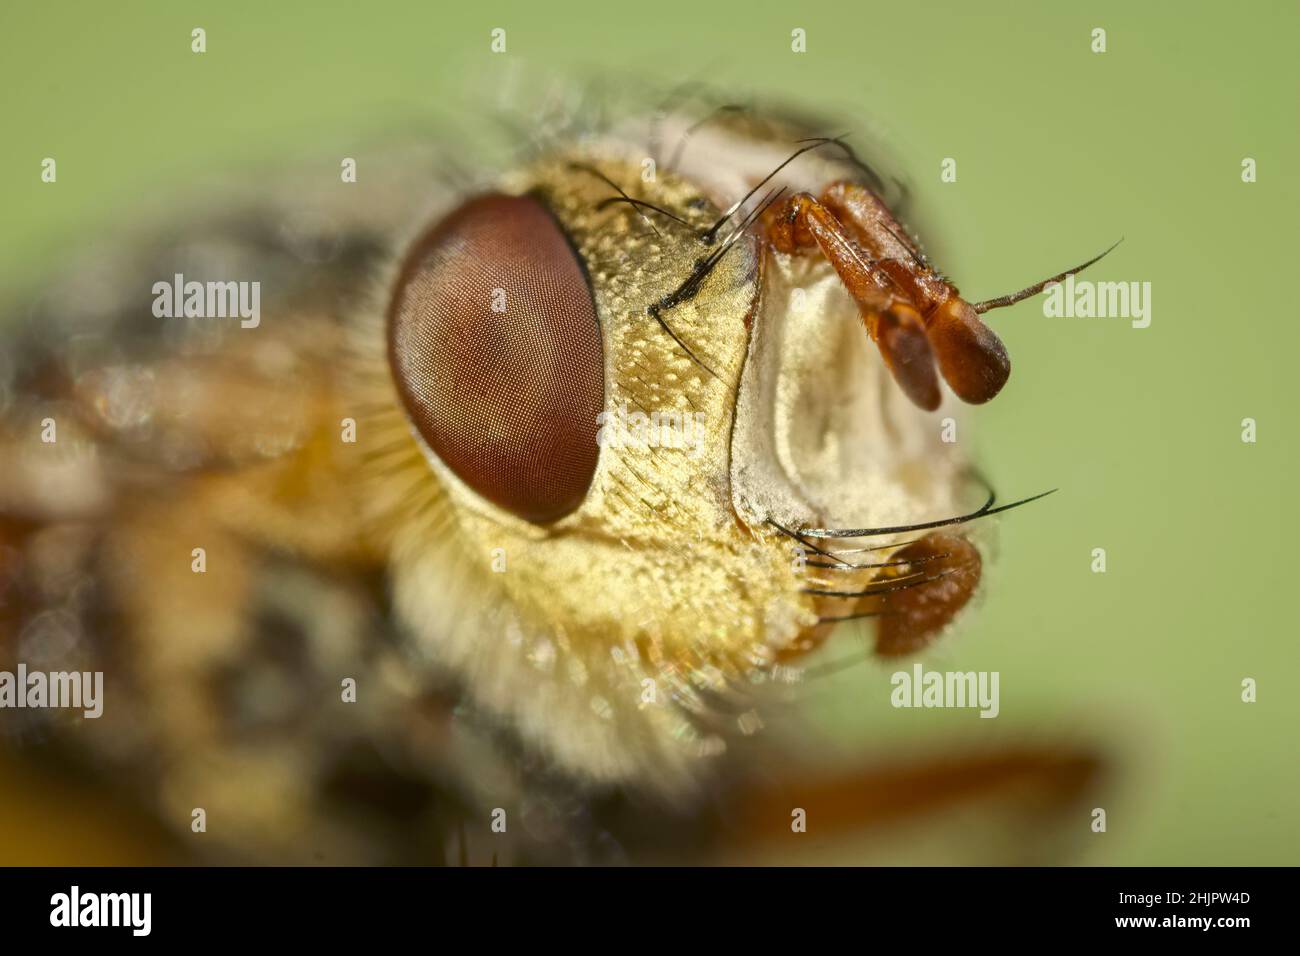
[1,0,1295,864]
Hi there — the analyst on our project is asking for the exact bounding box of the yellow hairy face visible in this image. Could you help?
[358,117,970,791]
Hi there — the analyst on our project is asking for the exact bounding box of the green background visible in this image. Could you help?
[1,1,1295,864]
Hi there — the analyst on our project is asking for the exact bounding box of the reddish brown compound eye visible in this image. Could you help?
[387,193,605,523]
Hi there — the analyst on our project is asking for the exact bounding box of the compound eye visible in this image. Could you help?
[387,193,604,523]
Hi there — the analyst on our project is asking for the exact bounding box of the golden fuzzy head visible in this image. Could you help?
[356,111,977,793]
